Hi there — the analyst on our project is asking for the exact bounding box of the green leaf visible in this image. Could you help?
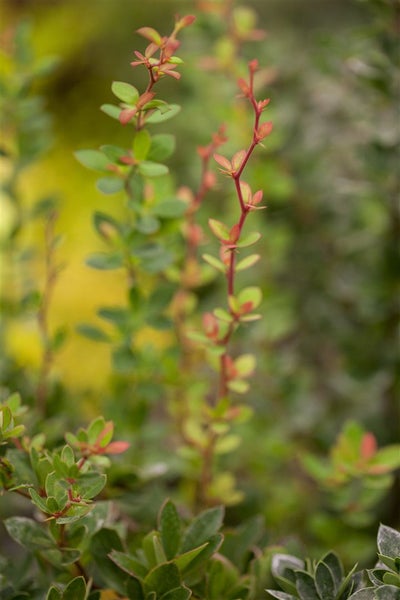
[135,215,160,234]
[203,254,226,273]
[100,103,122,120]
[46,587,62,600]
[29,488,50,513]
[96,177,124,195]
[208,218,229,242]
[76,324,111,342]
[159,500,182,560]
[93,211,120,238]
[63,577,87,600]
[153,200,187,218]
[148,134,176,162]
[238,286,262,310]
[236,253,260,271]
[126,576,145,600]
[112,346,137,373]
[295,570,319,600]
[146,104,181,123]
[85,252,123,270]
[78,473,107,500]
[74,149,110,172]
[236,231,261,248]
[234,354,256,377]
[181,506,224,553]
[375,585,400,600]
[347,590,376,600]
[320,552,343,593]
[90,528,126,593]
[207,556,240,599]
[4,517,52,550]
[315,561,335,600]
[160,586,191,600]
[378,525,400,560]
[100,144,127,162]
[266,592,297,600]
[138,161,169,177]
[144,562,181,597]
[133,129,151,160]
[109,550,147,578]
[111,81,139,104]
[173,542,209,572]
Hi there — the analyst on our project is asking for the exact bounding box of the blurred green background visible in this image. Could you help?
[0,0,399,565]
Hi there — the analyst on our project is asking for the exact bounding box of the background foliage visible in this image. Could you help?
[0,0,399,595]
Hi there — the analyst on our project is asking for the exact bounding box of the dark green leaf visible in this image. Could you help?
[144,562,181,596]
[181,505,224,553]
[4,517,52,550]
[160,586,191,600]
[315,561,335,600]
[126,576,145,600]
[76,324,111,343]
[159,500,182,560]
[85,252,123,270]
[112,346,137,373]
[295,570,319,600]
[63,577,87,600]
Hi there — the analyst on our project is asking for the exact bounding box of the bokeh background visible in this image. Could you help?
[1,0,399,566]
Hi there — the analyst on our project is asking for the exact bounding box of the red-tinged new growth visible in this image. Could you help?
[119,15,195,127]
[209,60,273,399]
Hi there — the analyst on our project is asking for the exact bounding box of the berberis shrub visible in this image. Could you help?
[0,2,399,599]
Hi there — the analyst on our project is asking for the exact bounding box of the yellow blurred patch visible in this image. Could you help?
[5,319,42,369]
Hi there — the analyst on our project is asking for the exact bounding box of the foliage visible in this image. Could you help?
[0,0,399,598]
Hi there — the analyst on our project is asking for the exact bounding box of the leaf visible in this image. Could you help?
[100,103,122,120]
[173,542,209,572]
[375,585,400,600]
[63,576,87,600]
[153,200,187,218]
[109,550,147,578]
[138,161,169,177]
[320,552,343,592]
[347,590,375,600]
[137,26,163,46]
[85,252,123,270]
[315,561,335,600]
[181,506,224,553]
[236,231,262,248]
[4,517,52,550]
[144,562,181,597]
[78,473,107,500]
[203,253,226,273]
[160,586,191,600]
[159,500,182,560]
[295,570,320,600]
[378,524,400,559]
[135,215,160,234]
[235,253,260,271]
[148,134,176,161]
[234,354,256,378]
[208,219,230,242]
[74,149,110,172]
[96,177,124,195]
[76,324,111,343]
[46,587,62,600]
[100,144,127,162]
[265,592,297,600]
[238,286,262,310]
[133,129,151,160]
[111,81,139,104]
[146,104,181,123]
